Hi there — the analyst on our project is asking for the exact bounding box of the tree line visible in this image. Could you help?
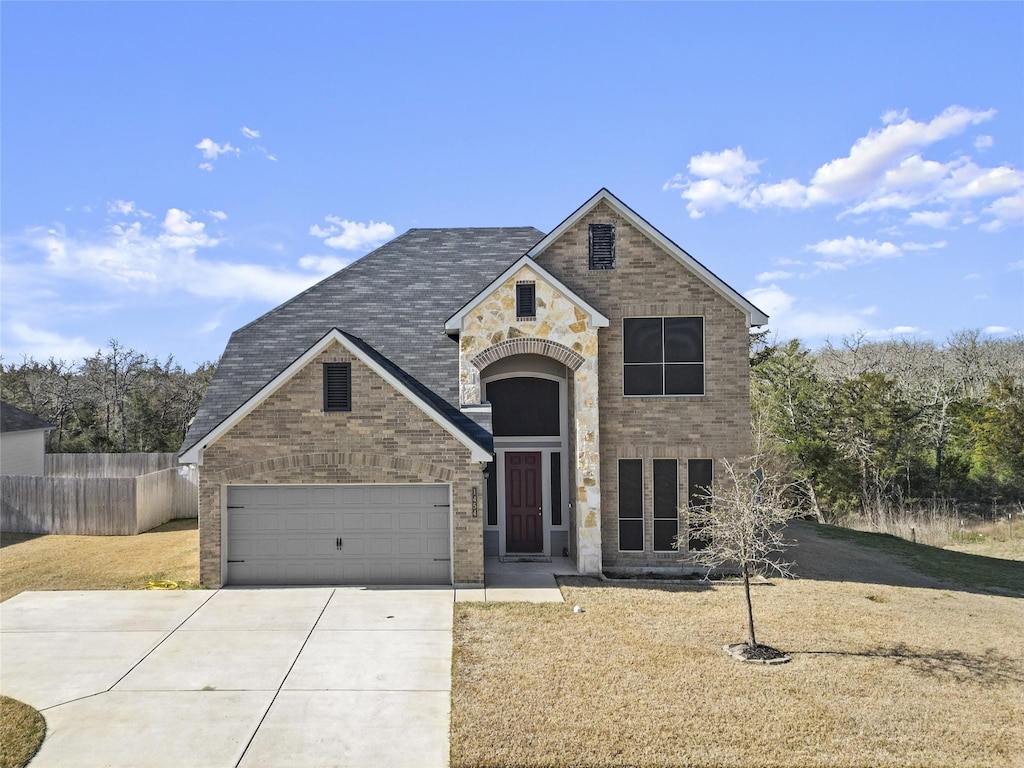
[2,331,1021,511]
[1,341,214,454]
[751,331,1024,519]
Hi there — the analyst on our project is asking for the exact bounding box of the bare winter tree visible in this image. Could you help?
[682,455,800,661]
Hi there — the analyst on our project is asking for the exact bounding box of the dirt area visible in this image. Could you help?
[0,518,198,602]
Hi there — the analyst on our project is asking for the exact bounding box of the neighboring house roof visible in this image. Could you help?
[181,227,545,457]
[527,188,770,327]
[179,329,492,464]
[444,254,611,333]
[0,401,55,433]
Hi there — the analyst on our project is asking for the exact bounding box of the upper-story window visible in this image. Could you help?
[323,362,352,412]
[589,223,615,270]
[516,281,536,319]
[623,317,704,396]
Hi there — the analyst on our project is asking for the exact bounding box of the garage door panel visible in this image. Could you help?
[226,484,451,586]
[341,513,365,531]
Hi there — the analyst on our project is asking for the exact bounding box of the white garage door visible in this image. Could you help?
[225,484,451,585]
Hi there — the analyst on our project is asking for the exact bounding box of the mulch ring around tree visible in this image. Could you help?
[723,643,792,664]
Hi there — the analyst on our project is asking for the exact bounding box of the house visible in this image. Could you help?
[180,189,768,587]
[1,401,54,476]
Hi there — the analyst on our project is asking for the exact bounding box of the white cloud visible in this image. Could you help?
[1009,260,1024,271]
[195,137,239,170]
[979,192,1024,232]
[906,210,953,228]
[901,240,947,252]
[983,325,1013,335]
[866,325,920,338]
[805,236,901,269]
[4,320,96,361]
[206,210,228,221]
[255,145,278,162]
[664,148,761,218]
[688,147,760,185]
[309,217,395,251]
[745,284,877,340]
[298,254,351,273]
[755,270,794,283]
[963,273,982,280]
[107,199,152,218]
[665,106,1020,231]
[241,126,260,139]
[10,212,345,306]
[975,135,994,151]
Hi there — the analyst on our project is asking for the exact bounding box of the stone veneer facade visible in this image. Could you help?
[197,341,484,587]
[455,264,604,574]
[533,201,753,568]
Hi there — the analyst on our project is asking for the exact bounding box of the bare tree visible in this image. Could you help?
[682,455,799,661]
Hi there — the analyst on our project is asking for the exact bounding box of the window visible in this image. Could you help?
[323,363,351,412]
[589,223,615,270]
[486,377,560,437]
[653,459,678,552]
[485,461,498,526]
[516,282,536,319]
[550,453,562,526]
[623,317,704,396]
[687,459,713,550]
[618,459,643,551]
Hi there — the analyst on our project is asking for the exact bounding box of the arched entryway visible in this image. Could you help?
[480,354,570,558]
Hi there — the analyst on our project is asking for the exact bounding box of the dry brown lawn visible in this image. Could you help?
[0,696,45,768]
[452,525,1024,768]
[0,518,198,602]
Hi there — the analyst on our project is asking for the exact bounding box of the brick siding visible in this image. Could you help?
[197,341,484,586]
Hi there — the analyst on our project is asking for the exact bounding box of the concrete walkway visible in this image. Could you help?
[1,588,453,768]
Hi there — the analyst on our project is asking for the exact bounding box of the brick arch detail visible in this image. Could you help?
[470,337,585,372]
[209,452,456,484]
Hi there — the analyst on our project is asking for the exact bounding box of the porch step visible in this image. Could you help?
[499,556,552,563]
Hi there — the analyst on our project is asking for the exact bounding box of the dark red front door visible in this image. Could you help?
[506,452,543,553]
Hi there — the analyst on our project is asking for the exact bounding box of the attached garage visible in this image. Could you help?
[225,484,451,586]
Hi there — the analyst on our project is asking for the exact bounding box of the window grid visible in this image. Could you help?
[623,316,705,397]
[618,459,644,552]
[653,459,679,552]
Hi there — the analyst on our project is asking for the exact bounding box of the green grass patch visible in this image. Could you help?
[808,521,1024,596]
[0,696,45,768]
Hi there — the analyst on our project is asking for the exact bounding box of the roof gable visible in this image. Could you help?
[179,329,491,464]
[444,255,610,333]
[527,189,769,327]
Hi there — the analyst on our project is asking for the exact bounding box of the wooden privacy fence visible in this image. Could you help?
[1,453,197,536]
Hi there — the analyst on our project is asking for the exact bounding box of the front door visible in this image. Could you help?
[505,452,543,553]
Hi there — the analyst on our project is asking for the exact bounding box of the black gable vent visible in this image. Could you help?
[323,362,352,412]
[516,282,536,318]
[589,223,615,270]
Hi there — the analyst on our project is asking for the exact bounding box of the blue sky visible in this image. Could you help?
[2,2,1022,367]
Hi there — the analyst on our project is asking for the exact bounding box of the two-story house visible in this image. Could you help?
[179,189,768,587]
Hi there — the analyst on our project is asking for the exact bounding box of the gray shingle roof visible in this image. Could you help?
[182,227,544,456]
[1,400,55,433]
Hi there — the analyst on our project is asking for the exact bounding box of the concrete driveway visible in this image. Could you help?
[0,588,453,768]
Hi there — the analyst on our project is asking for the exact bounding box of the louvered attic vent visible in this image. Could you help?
[589,223,615,270]
[323,362,352,412]
[516,282,536,319]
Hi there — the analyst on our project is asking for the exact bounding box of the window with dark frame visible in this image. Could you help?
[516,282,536,319]
[485,461,497,527]
[322,362,352,412]
[618,459,643,551]
[589,223,615,270]
[550,453,562,526]
[653,459,678,552]
[623,317,704,396]
[687,458,713,550]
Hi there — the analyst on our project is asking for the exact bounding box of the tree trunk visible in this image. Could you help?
[743,561,757,649]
